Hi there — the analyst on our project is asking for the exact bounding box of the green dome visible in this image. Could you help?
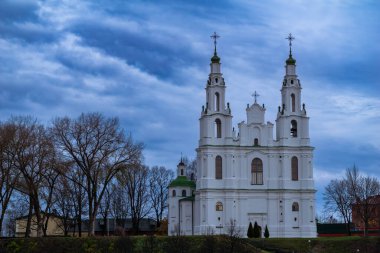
[211,53,220,63]
[286,55,296,65]
[169,176,196,188]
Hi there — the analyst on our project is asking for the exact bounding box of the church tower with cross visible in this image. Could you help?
[168,33,316,238]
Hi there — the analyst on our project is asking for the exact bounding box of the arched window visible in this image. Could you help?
[216,202,223,211]
[292,202,299,212]
[182,190,186,197]
[291,156,298,181]
[290,120,297,137]
[215,119,222,138]
[254,138,259,146]
[214,92,220,111]
[291,94,295,112]
[215,155,222,179]
[251,158,263,185]
[180,169,184,176]
[172,190,176,197]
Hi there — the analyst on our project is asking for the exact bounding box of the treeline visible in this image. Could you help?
[0,113,177,237]
[323,166,380,236]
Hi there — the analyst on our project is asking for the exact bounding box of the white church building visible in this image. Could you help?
[168,34,317,238]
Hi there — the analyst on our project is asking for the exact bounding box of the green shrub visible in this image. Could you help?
[253,222,261,238]
[264,225,269,238]
[247,222,254,238]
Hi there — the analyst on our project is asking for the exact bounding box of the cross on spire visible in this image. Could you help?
[286,33,295,55]
[210,32,220,55]
[252,91,260,104]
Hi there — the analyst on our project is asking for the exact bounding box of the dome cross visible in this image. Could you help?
[210,32,220,55]
[252,91,260,104]
[286,33,295,55]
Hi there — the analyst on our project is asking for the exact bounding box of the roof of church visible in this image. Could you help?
[169,176,196,188]
[286,54,296,65]
[211,53,220,63]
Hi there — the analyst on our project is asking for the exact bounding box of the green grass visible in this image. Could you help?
[1,236,379,253]
[248,236,380,253]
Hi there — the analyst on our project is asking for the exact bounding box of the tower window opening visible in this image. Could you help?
[215,155,222,179]
[291,156,299,181]
[172,190,176,197]
[251,158,263,185]
[290,120,297,137]
[215,78,218,83]
[181,169,184,176]
[292,202,299,212]
[182,190,186,197]
[291,94,295,112]
[215,119,222,138]
[216,202,223,211]
[291,79,294,84]
[215,92,220,111]
[254,138,259,146]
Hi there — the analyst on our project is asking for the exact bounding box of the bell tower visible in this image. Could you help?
[276,34,310,146]
[199,32,233,146]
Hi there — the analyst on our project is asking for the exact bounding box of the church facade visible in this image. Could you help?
[168,35,317,238]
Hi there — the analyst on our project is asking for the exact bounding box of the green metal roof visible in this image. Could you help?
[286,55,296,65]
[211,54,220,63]
[169,176,196,188]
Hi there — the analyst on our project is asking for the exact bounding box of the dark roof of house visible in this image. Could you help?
[15,212,64,220]
[77,218,157,232]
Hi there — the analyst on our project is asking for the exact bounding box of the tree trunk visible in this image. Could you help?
[364,220,369,237]
[78,195,82,237]
[0,208,6,235]
[25,199,33,238]
[78,214,82,237]
[346,220,351,236]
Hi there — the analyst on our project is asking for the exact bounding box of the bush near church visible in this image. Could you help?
[247,222,254,238]
[253,221,261,238]
[264,225,270,238]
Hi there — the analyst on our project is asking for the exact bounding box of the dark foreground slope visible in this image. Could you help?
[0,236,379,253]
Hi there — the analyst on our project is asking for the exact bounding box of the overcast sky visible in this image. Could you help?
[1,0,379,216]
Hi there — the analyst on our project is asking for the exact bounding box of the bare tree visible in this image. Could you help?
[225,219,242,253]
[51,113,143,236]
[148,166,174,228]
[53,175,76,236]
[6,116,55,237]
[346,166,380,236]
[109,183,129,233]
[119,164,150,234]
[98,184,112,236]
[40,160,60,237]
[0,122,20,234]
[181,157,197,181]
[323,179,353,235]
[68,166,87,237]
[5,193,29,237]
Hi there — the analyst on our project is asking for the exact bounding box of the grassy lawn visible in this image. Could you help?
[0,236,379,253]
[248,236,380,253]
